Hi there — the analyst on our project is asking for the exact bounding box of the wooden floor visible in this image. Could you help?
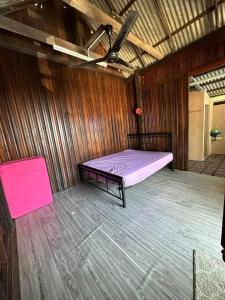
[16,169,225,300]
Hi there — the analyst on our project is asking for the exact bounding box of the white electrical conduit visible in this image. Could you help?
[53,44,108,68]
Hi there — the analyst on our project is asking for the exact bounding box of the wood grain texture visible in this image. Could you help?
[143,75,188,170]
[0,0,127,75]
[0,184,20,300]
[140,24,225,80]
[16,170,225,299]
[0,47,132,193]
[139,25,225,171]
[63,0,164,59]
[0,2,135,192]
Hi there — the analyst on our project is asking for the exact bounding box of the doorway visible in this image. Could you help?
[188,65,225,178]
[204,104,210,158]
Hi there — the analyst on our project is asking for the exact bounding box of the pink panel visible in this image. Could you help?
[0,156,53,218]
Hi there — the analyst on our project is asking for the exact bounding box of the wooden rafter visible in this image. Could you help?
[129,0,225,64]
[0,30,123,77]
[154,0,225,47]
[0,15,132,73]
[62,0,164,59]
[119,0,136,16]
[133,46,145,67]
[152,0,175,51]
[135,70,145,133]
[214,0,219,29]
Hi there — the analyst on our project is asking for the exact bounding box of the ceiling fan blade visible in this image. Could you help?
[111,10,138,53]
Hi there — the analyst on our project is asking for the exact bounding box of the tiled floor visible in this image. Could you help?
[189,154,225,177]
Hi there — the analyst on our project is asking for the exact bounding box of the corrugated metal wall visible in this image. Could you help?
[142,24,225,170]
[0,47,136,192]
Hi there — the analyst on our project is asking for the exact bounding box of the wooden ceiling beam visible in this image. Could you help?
[153,0,225,48]
[0,15,132,72]
[152,0,175,51]
[128,0,225,64]
[214,0,219,29]
[119,0,136,16]
[0,15,53,44]
[52,38,133,71]
[0,30,123,78]
[133,46,145,67]
[62,0,164,59]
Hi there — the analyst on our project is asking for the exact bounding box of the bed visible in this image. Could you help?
[78,132,174,208]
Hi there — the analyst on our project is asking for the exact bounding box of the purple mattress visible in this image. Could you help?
[83,150,173,187]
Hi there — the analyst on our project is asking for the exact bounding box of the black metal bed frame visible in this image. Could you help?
[78,132,174,208]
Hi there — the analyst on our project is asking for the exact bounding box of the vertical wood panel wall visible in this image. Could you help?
[143,76,188,170]
[140,26,225,170]
[0,48,134,192]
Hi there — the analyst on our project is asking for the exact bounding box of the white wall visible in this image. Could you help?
[204,91,213,156]
[189,90,213,161]
[212,104,225,154]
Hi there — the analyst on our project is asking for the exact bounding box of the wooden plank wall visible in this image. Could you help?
[142,76,188,170]
[0,2,136,299]
[0,183,19,300]
[0,47,135,193]
[140,25,225,170]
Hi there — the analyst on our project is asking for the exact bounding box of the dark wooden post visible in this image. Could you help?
[135,70,144,149]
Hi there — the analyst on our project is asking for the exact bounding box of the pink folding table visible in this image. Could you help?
[0,156,53,218]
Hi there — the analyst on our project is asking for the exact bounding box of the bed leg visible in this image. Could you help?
[222,249,225,262]
[78,165,84,184]
[121,184,126,208]
[170,161,175,171]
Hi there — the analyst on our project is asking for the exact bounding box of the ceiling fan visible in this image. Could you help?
[75,10,139,69]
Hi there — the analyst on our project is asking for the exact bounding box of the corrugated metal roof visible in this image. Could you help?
[190,66,225,97]
[86,0,225,75]
[2,0,225,76]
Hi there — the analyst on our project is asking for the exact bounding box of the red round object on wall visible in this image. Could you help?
[135,107,142,115]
